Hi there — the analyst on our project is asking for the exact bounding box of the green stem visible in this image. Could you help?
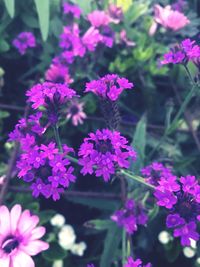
[53,124,63,152]
[120,170,155,189]
[122,229,126,265]
[183,64,194,85]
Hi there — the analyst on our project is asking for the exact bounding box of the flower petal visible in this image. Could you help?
[17,210,39,236]
[20,240,49,256]
[0,205,10,235]
[0,255,10,267]
[29,226,46,240]
[10,204,22,234]
[11,251,35,267]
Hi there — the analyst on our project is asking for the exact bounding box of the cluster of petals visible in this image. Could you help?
[141,162,175,187]
[153,4,190,31]
[111,199,148,234]
[16,137,76,201]
[45,64,73,84]
[154,174,200,246]
[13,32,36,55]
[66,99,87,126]
[78,129,137,181]
[85,74,134,101]
[161,38,200,65]
[63,2,82,18]
[26,82,76,110]
[124,257,152,267]
[0,204,49,267]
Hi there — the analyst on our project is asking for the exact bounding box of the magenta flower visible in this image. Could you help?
[111,199,147,234]
[78,129,136,181]
[120,30,136,47]
[45,64,73,84]
[82,27,103,52]
[26,82,76,110]
[0,204,49,266]
[66,99,87,126]
[160,38,200,65]
[153,4,190,31]
[124,257,152,267]
[13,32,36,55]
[16,139,76,201]
[59,24,86,57]
[85,74,134,101]
[87,10,111,28]
[63,2,82,18]
[108,4,123,24]
[154,174,200,246]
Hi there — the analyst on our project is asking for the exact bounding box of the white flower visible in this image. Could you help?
[70,242,87,256]
[158,231,171,244]
[58,225,76,250]
[52,260,63,267]
[183,247,196,258]
[50,214,65,228]
[190,238,197,249]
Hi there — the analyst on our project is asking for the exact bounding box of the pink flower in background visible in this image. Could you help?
[87,10,111,28]
[153,4,190,31]
[0,204,49,267]
[120,30,136,47]
[82,27,103,52]
[13,32,36,55]
[63,2,82,18]
[45,64,73,84]
[66,99,87,126]
[108,4,123,24]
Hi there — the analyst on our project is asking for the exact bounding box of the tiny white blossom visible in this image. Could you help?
[70,242,87,256]
[158,231,171,244]
[52,260,63,267]
[58,225,76,250]
[50,214,65,228]
[183,247,196,258]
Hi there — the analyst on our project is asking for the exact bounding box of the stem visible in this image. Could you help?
[122,229,126,265]
[53,124,63,152]
[183,64,194,85]
[120,170,155,189]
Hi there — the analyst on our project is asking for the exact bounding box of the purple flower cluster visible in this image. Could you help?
[154,175,200,246]
[45,64,73,84]
[141,162,175,187]
[124,257,152,267]
[85,74,134,101]
[26,82,76,110]
[78,129,136,181]
[13,32,36,55]
[161,38,200,65]
[63,2,82,18]
[111,199,148,234]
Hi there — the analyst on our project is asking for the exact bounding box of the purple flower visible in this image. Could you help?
[85,74,134,101]
[78,129,136,181]
[161,38,200,65]
[174,222,199,246]
[111,199,147,234]
[13,32,36,55]
[154,174,200,246]
[63,2,82,18]
[82,27,103,52]
[16,141,76,201]
[26,82,76,110]
[124,257,152,267]
[45,64,73,84]
[108,4,123,24]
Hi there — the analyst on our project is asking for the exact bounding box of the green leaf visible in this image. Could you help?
[71,0,92,14]
[131,115,147,173]
[84,219,114,230]
[34,0,50,41]
[42,243,67,261]
[0,39,10,52]
[0,110,9,119]
[100,224,122,267]
[39,210,56,225]
[66,196,119,210]
[3,0,15,18]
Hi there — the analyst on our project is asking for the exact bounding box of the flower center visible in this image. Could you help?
[69,105,79,115]
[96,140,113,154]
[2,236,19,254]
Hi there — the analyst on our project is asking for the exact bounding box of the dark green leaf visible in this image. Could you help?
[34,0,50,41]
[42,243,68,261]
[3,0,15,18]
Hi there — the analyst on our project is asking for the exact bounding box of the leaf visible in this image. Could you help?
[84,219,114,230]
[0,39,10,52]
[100,224,122,267]
[0,110,9,119]
[39,210,56,225]
[71,0,92,14]
[42,243,68,261]
[66,196,119,210]
[3,0,15,18]
[34,0,50,41]
[131,115,147,173]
